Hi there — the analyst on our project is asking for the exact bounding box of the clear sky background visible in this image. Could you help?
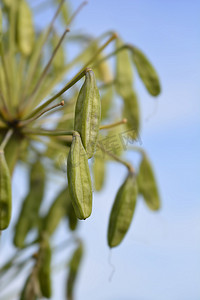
[1,1,200,300]
[63,1,200,300]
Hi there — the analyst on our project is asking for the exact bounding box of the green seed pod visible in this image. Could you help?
[93,153,106,191]
[123,90,140,140]
[107,172,138,248]
[20,269,38,300]
[137,155,160,211]
[38,237,52,298]
[100,86,113,121]
[51,32,65,71]
[67,201,78,231]
[66,243,83,300]
[17,0,35,56]
[14,160,45,247]
[95,56,113,84]
[131,46,161,96]
[67,132,93,220]
[0,149,12,230]
[53,0,71,25]
[43,187,70,236]
[0,131,23,175]
[74,69,101,158]
[115,38,133,99]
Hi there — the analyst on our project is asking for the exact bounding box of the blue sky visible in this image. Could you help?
[68,1,200,300]
[1,1,200,300]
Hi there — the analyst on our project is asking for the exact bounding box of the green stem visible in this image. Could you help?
[21,29,70,115]
[24,68,89,120]
[100,118,127,130]
[0,44,12,110]
[22,128,75,137]
[0,129,13,150]
[24,33,117,120]
[92,44,127,69]
[18,101,64,127]
[97,142,134,173]
[67,1,88,25]
[21,0,66,103]
[82,32,118,70]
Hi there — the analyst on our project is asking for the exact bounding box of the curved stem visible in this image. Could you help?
[22,128,75,137]
[100,119,127,130]
[24,68,90,120]
[18,101,64,127]
[0,129,13,150]
[97,142,134,173]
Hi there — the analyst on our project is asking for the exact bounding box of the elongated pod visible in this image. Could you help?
[66,243,83,300]
[74,69,101,158]
[0,149,12,230]
[38,237,52,298]
[14,160,45,247]
[17,0,35,56]
[108,172,137,247]
[137,154,160,211]
[67,132,92,220]
[131,46,161,96]
[43,187,70,236]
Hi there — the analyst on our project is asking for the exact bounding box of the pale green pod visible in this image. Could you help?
[14,161,45,247]
[115,38,133,98]
[17,0,35,56]
[51,32,65,71]
[66,243,83,300]
[107,172,137,248]
[101,86,113,121]
[20,270,38,300]
[123,89,140,140]
[131,46,161,96]
[0,149,12,230]
[74,69,101,158]
[67,201,78,231]
[53,0,71,25]
[43,187,70,236]
[67,132,92,220]
[93,154,106,191]
[95,56,113,84]
[38,237,52,298]
[137,155,160,210]
[0,131,23,175]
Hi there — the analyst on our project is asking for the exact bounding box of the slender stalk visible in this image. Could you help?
[21,0,66,102]
[67,1,88,25]
[35,112,74,127]
[21,29,70,115]
[82,32,118,70]
[18,101,64,127]
[100,119,127,130]
[22,128,74,137]
[0,129,13,150]
[0,44,12,109]
[92,44,127,69]
[24,33,117,120]
[28,135,72,150]
[0,91,11,120]
[24,68,89,120]
[97,142,134,173]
